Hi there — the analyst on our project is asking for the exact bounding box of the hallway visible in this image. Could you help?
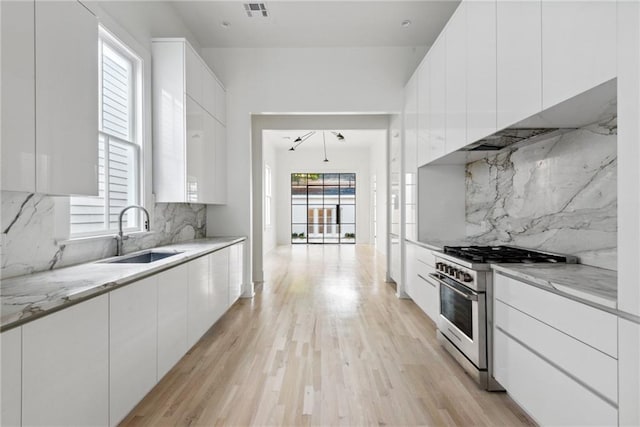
[121,245,534,426]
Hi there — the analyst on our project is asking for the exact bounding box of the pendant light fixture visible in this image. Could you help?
[287,130,345,163]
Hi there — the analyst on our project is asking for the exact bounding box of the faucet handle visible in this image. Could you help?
[144,220,149,231]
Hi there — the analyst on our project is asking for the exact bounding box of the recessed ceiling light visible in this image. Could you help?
[221,21,231,29]
[401,20,411,28]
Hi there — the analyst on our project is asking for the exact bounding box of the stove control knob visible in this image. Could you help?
[463,273,473,282]
[450,267,458,276]
[456,270,464,280]
[436,262,443,271]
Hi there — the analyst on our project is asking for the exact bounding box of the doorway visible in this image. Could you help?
[291,173,356,244]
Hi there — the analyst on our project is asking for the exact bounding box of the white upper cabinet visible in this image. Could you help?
[444,2,467,152]
[541,0,616,109]
[214,79,227,125]
[416,61,429,167]
[496,0,542,129]
[1,1,35,193]
[1,0,98,196]
[404,71,419,174]
[466,0,497,143]
[427,36,447,162]
[152,38,227,204]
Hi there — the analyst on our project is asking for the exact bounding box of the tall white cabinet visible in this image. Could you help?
[152,38,227,204]
[1,0,98,196]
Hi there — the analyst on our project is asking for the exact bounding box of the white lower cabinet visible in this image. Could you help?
[229,241,244,305]
[188,254,211,348]
[1,327,22,427]
[157,264,189,380]
[210,248,230,325]
[405,242,439,323]
[109,277,158,426]
[618,318,640,426]
[22,295,109,427]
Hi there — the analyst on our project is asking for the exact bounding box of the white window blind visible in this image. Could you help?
[70,29,141,237]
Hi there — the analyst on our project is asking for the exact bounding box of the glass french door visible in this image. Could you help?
[291,173,356,244]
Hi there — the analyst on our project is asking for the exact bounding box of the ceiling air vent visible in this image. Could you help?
[244,3,268,17]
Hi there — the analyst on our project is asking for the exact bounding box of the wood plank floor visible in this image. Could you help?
[121,244,535,426]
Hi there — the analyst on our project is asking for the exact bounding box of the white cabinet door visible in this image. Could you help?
[202,68,217,116]
[188,255,211,348]
[229,242,244,305]
[619,318,640,426]
[405,72,419,173]
[1,327,21,427]
[214,78,226,125]
[416,62,429,168]
[541,0,616,109]
[444,2,467,152]
[185,97,207,203]
[22,295,109,427]
[109,276,158,426]
[213,119,228,204]
[158,264,189,380]
[404,243,417,298]
[494,328,617,426]
[210,248,230,324]
[35,0,98,196]
[467,0,497,143]
[202,112,218,204]
[496,0,542,129]
[1,0,35,192]
[185,44,203,106]
[427,37,446,162]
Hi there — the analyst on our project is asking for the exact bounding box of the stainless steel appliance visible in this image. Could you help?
[432,246,577,391]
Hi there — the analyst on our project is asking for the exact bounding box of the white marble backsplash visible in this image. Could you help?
[466,119,617,270]
[1,192,206,279]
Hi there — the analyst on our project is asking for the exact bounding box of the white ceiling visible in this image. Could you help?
[170,1,460,48]
[264,129,386,150]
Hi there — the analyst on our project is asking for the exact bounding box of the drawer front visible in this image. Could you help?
[495,300,617,403]
[494,328,618,426]
[415,246,435,268]
[494,273,617,357]
[415,266,438,323]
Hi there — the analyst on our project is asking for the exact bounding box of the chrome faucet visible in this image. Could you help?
[116,205,150,256]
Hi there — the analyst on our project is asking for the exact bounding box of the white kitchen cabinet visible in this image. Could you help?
[416,61,429,168]
[619,318,640,426]
[426,36,447,163]
[157,264,189,380]
[229,242,244,305]
[214,78,227,125]
[1,0,98,195]
[496,0,542,129]
[541,0,616,109]
[187,254,211,348]
[404,243,417,297]
[404,71,418,241]
[210,248,230,325]
[444,2,467,152]
[153,38,227,204]
[22,295,109,427]
[494,327,617,426]
[109,276,158,426]
[466,0,497,144]
[35,0,98,196]
[404,242,439,323]
[1,327,22,427]
[1,0,35,193]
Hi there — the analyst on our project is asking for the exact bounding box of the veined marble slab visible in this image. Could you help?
[492,263,617,311]
[0,237,245,331]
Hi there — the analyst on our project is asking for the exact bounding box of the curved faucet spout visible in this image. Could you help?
[116,205,151,256]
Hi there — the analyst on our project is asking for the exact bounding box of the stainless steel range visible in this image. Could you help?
[431,246,577,391]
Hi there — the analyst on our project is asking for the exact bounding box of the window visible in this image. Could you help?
[70,28,142,237]
[265,165,272,228]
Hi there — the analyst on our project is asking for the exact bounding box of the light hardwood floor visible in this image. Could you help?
[121,245,535,426]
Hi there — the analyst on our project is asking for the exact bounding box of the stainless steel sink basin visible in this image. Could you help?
[101,250,184,264]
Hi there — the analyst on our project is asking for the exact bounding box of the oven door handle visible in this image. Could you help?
[428,273,478,301]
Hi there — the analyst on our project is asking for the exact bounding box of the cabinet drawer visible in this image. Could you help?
[495,300,617,403]
[415,246,435,268]
[494,273,617,357]
[494,328,617,426]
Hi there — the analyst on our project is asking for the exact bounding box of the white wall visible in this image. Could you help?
[370,135,388,255]
[201,47,422,287]
[263,139,277,255]
[274,146,371,246]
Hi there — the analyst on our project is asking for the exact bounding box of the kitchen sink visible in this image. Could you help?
[100,250,184,264]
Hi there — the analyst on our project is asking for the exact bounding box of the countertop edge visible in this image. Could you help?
[404,238,443,251]
[0,237,247,332]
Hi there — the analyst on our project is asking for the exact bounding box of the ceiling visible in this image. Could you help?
[264,129,386,150]
[169,1,460,48]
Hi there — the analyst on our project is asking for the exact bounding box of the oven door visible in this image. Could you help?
[431,273,487,369]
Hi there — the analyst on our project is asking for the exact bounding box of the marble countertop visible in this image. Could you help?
[491,263,617,311]
[0,237,246,331]
[405,237,481,252]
